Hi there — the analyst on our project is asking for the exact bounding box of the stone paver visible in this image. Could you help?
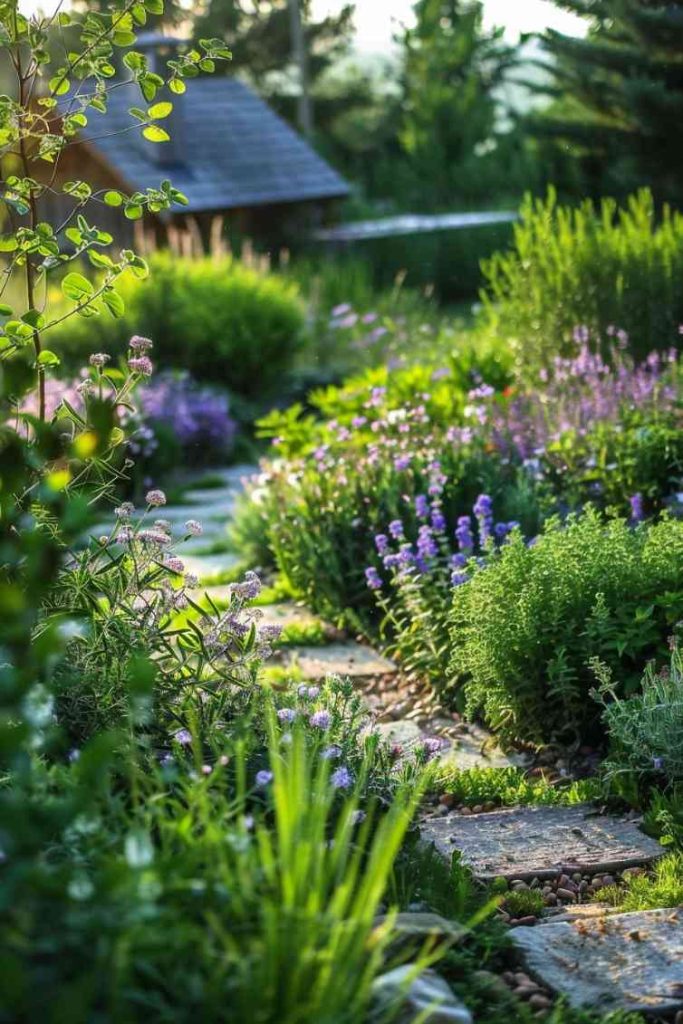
[420,804,664,880]
[512,909,683,1014]
[375,719,516,770]
[280,642,397,681]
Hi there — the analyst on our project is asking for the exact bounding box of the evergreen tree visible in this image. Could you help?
[399,0,518,209]
[532,0,683,202]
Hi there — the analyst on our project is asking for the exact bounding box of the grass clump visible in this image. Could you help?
[595,852,683,912]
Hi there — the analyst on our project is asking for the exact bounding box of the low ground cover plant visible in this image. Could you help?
[450,509,683,745]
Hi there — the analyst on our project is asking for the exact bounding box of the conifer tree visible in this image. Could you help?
[533,1,683,201]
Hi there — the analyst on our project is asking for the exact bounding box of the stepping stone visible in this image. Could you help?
[420,804,664,881]
[512,908,683,1014]
[375,719,515,770]
[439,722,518,770]
[280,642,397,682]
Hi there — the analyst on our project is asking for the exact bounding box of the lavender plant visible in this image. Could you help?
[364,493,519,692]
[592,642,683,789]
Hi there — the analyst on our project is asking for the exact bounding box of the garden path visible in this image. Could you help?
[174,467,683,1019]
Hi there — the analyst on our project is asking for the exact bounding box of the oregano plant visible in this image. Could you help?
[0,0,230,420]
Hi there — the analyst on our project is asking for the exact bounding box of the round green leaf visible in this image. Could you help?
[62,272,94,302]
[37,350,60,367]
[142,125,170,143]
[147,101,173,119]
[103,190,124,207]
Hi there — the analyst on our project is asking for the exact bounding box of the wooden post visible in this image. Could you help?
[288,0,313,138]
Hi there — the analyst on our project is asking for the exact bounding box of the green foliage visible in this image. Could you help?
[481,189,683,368]
[504,888,544,918]
[277,619,330,647]
[335,220,516,302]
[450,509,683,744]
[0,1,229,417]
[533,1,683,205]
[594,643,683,790]
[595,852,683,912]
[51,253,305,402]
[400,0,517,210]
[430,765,600,809]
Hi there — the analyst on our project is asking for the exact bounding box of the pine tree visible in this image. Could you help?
[532,0,683,202]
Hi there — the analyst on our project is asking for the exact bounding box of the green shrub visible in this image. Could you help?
[50,253,305,402]
[450,509,683,745]
[481,188,683,369]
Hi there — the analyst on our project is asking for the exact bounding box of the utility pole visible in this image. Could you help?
[287,0,313,138]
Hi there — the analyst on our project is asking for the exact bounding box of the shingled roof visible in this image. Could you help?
[78,74,349,214]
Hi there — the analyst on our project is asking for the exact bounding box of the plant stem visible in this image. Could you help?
[15,23,45,420]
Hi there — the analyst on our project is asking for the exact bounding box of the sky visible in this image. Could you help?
[312,0,585,51]
[18,0,586,48]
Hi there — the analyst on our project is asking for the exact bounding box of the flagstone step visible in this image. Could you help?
[273,642,398,682]
[376,719,517,770]
[511,908,683,1014]
[420,804,664,881]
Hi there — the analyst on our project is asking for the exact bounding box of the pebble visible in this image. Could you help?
[510,916,537,927]
[529,994,553,1011]
[556,888,576,903]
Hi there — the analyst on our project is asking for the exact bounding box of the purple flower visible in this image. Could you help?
[652,756,665,771]
[473,494,494,544]
[455,515,474,552]
[128,356,153,376]
[145,489,166,507]
[415,494,430,519]
[309,710,331,730]
[174,728,192,746]
[374,534,389,555]
[322,744,342,760]
[185,519,202,536]
[417,525,438,560]
[129,335,153,353]
[89,353,110,367]
[388,519,404,539]
[431,508,446,532]
[629,493,645,523]
[277,708,296,723]
[255,770,273,787]
[451,571,469,587]
[330,766,353,789]
[365,566,383,590]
